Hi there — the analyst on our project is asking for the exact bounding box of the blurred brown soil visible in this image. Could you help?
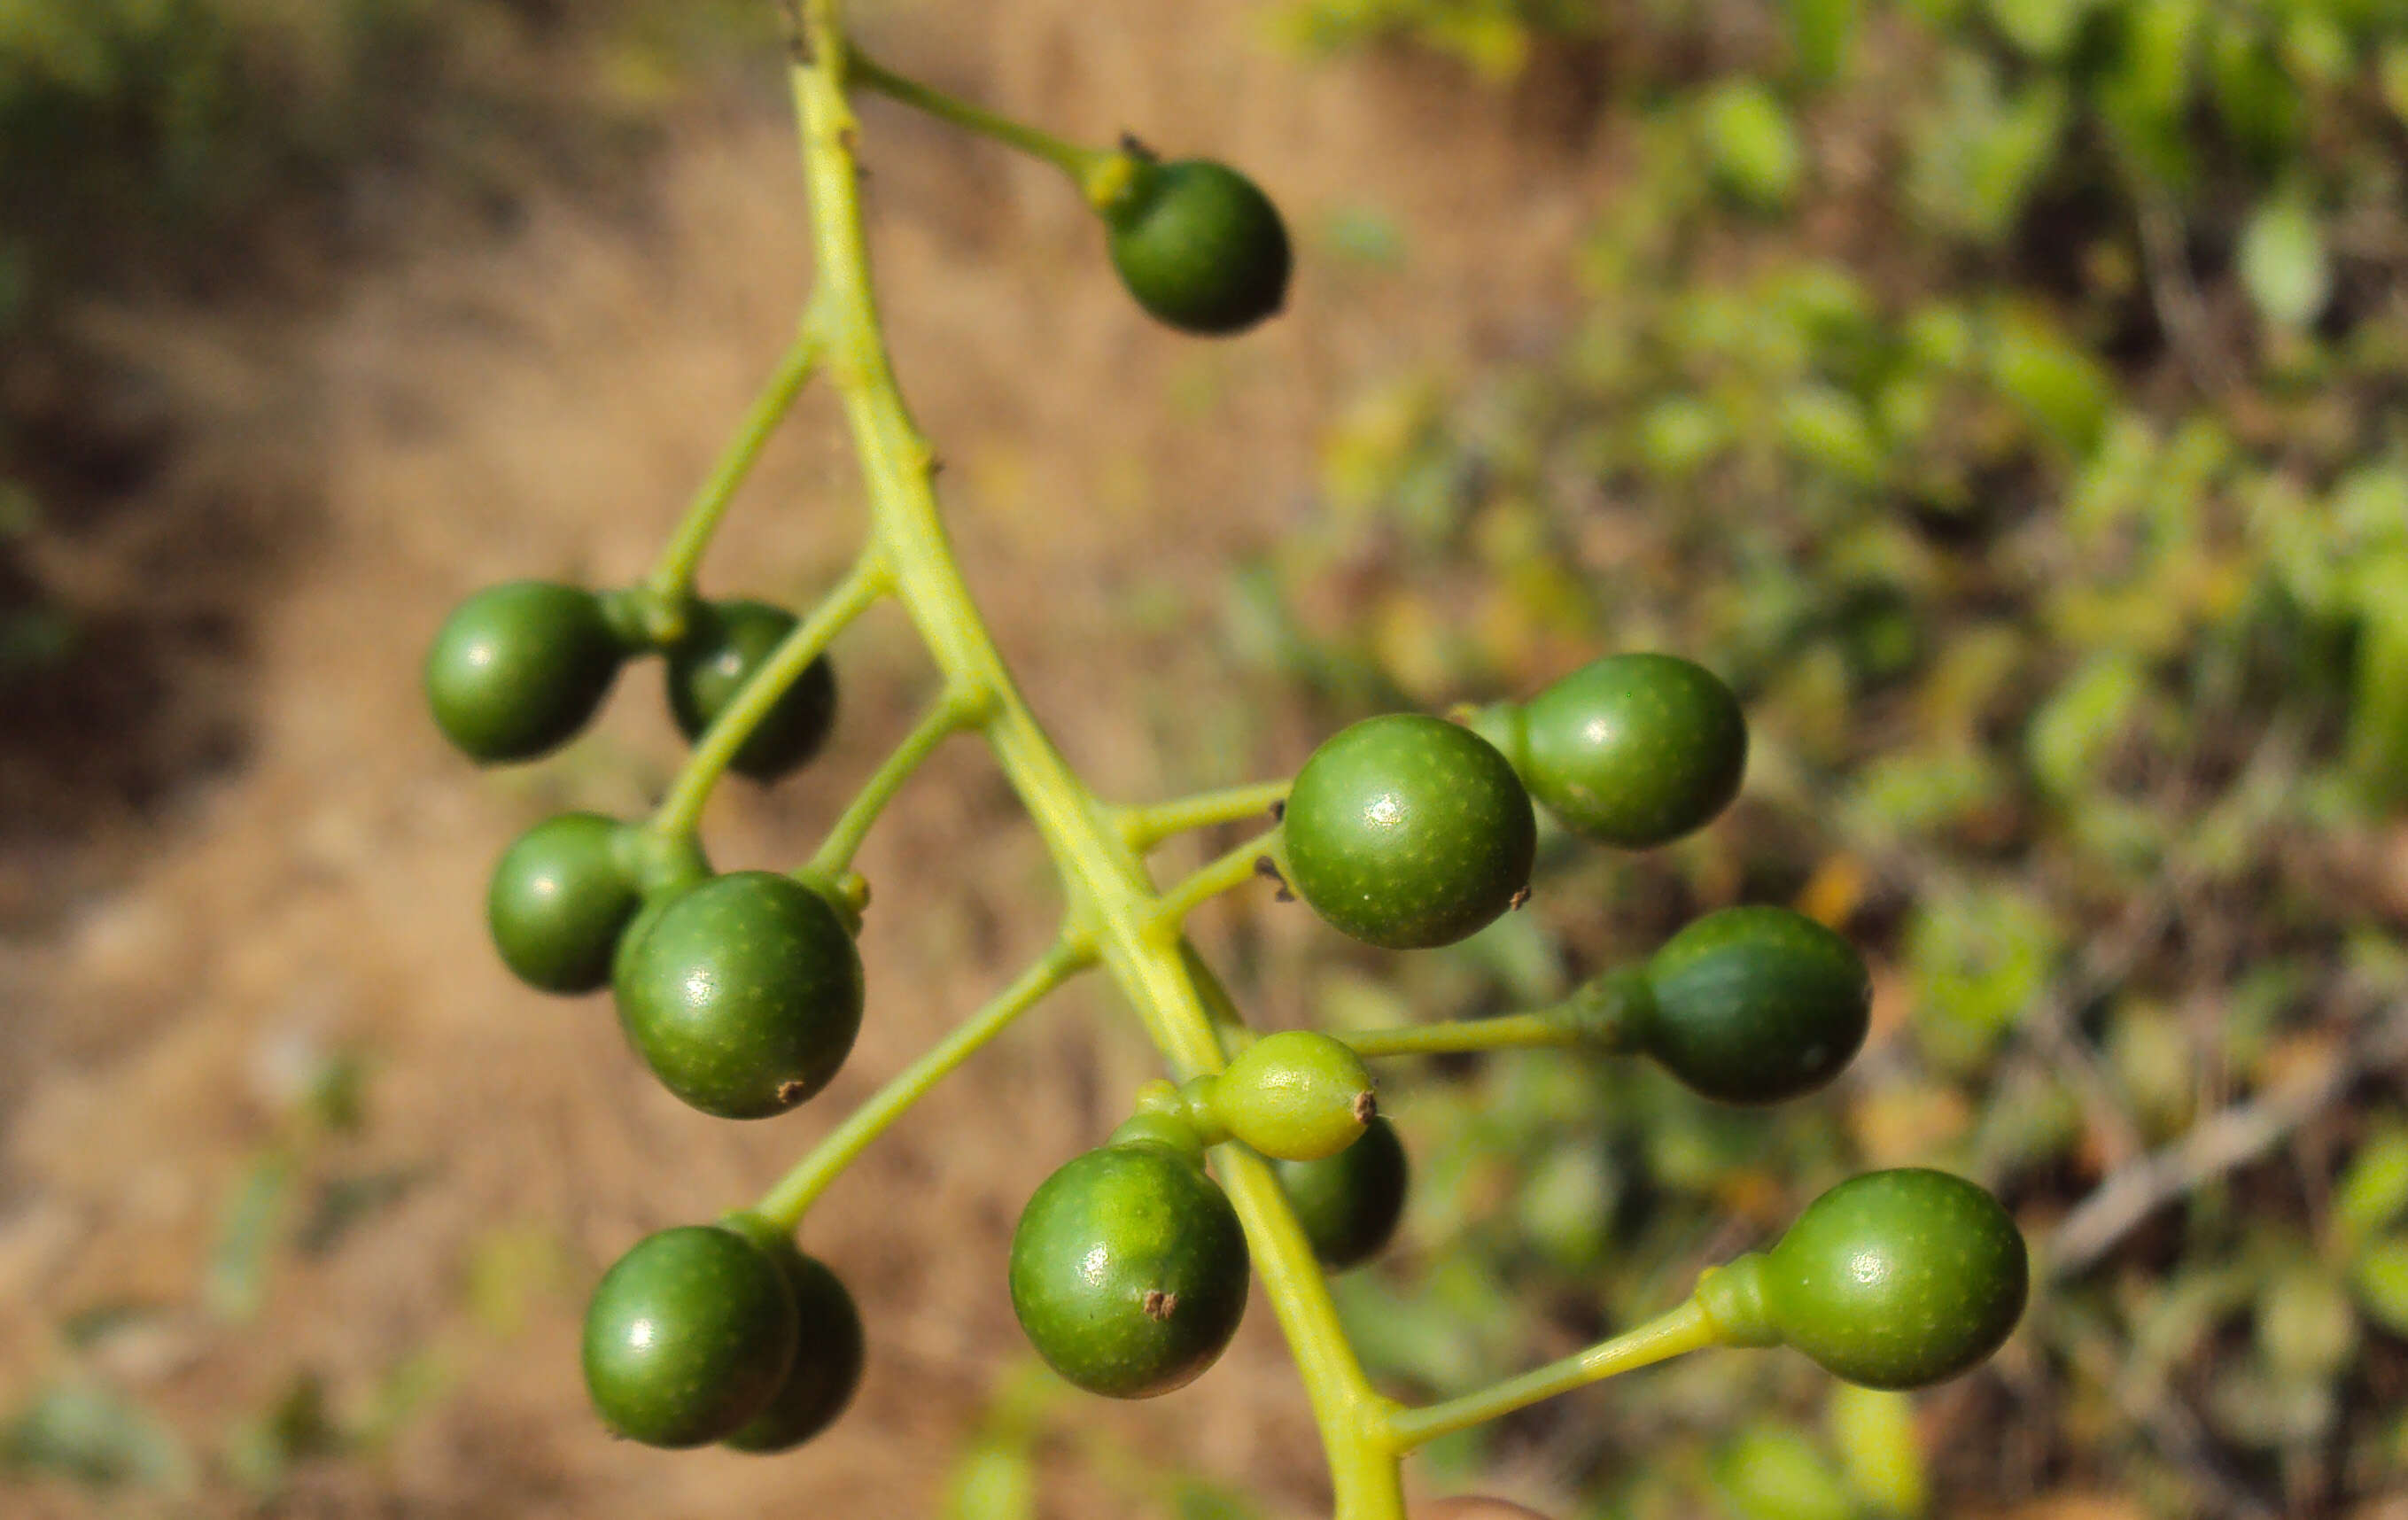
[0,5,1607,1516]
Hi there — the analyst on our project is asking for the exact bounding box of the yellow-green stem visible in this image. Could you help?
[644,323,828,617]
[756,938,1096,1232]
[807,684,994,876]
[1115,779,1293,852]
[1341,1013,1576,1059]
[846,45,1107,185]
[789,17,1403,1515]
[1384,1299,1721,1451]
[650,550,889,838]
[1152,826,1285,930]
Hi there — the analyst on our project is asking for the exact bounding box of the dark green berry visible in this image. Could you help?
[1200,1030,1376,1161]
[424,581,625,764]
[1640,906,1871,1105]
[1503,653,1748,849]
[1281,713,1537,950]
[486,812,641,995]
[1008,1140,1249,1399]
[1103,159,1291,337]
[1274,1113,1408,1271]
[581,1223,797,1447]
[665,600,838,783]
[613,871,864,1120]
[1758,1169,2027,1389]
[717,1218,865,1454]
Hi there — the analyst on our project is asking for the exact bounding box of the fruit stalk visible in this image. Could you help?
[755,938,1096,1231]
[652,549,889,837]
[786,16,1409,1514]
[645,321,828,616]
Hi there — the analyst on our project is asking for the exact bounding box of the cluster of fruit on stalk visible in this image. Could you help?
[423,89,2026,1478]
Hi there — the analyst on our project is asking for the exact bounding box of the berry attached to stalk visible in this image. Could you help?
[1554,905,1871,1105]
[665,599,840,783]
[1191,1029,1377,1161]
[424,581,627,764]
[1008,1125,1250,1399]
[718,1215,866,1454]
[1281,713,1537,951]
[485,812,642,995]
[1099,154,1291,337]
[614,871,865,1119]
[1274,1113,1409,1271]
[1695,1168,2028,1390]
[1481,653,1747,849]
[581,1223,798,1447]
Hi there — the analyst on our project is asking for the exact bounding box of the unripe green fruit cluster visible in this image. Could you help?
[425,582,836,776]
[432,82,2031,1468]
[581,1217,863,1451]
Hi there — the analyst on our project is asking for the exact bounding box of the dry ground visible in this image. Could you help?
[0,4,1613,1516]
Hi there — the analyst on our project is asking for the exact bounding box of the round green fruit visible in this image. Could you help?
[1008,1140,1249,1399]
[1103,159,1291,337]
[665,599,838,783]
[424,581,625,764]
[613,871,865,1119]
[717,1219,866,1454]
[1204,1030,1376,1161]
[1274,1113,1408,1271]
[486,812,641,995]
[1505,653,1747,849]
[581,1223,798,1447]
[1764,1168,2026,1389]
[1641,906,1871,1105]
[1281,713,1537,951]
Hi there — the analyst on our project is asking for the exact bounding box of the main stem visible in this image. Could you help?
[787,14,1405,1516]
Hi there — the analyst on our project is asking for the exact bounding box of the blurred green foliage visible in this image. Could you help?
[1242,1,2408,1516]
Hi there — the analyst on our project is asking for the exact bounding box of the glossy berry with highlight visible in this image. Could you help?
[486,812,641,995]
[613,871,865,1119]
[1506,653,1748,849]
[1274,1113,1409,1271]
[1103,159,1291,336]
[666,599,839,783]
[1204,1030,1377,1161]
[424,581,625,764]
[1763,1168,2028,1389]
[1008,1139,1250,1399]
[581,1224,797,1447]
[1281,713,1536,951]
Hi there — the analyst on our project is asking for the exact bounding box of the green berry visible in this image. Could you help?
[1762,1168,2027,1389]
[1281,713,1537,950]
[485,812,641,995]
[1202,1030,1377,1161]
[1008,1140,1249,1399]
[1274,1113,1408,1271]
[665,600,839,783]
[613,871,865,1120]
[717,1218,866,1454]
[1103,159,1291,336]
[424,581,625,764]
[581,1224,798,1447]
[1640,906,1871,1105]
[1503,653,1748,849]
